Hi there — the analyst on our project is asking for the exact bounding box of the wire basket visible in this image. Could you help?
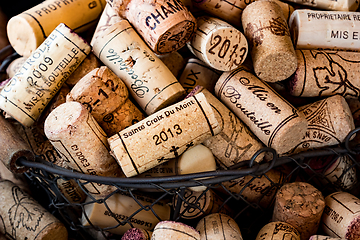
[17,127,360,240]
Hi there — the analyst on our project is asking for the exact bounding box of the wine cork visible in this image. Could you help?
[0,115,34,173]
[108,92,221,177]
[156,51,186,78]
[92,19,186,115]
[82,192,171,235]
[272,182,325,240]
[173,189,231,219]
[284,0,359,10]
[67,66,144,136]
[6,57,26,79]
[178,58,221,95]
[0,180,68,240]
[286,95,355,154]
[152,221,200,240]
[0,156,29,193]
[0,23,91,127]
[44,101,123,195]
[188,16,248,71]
[290,10,360,51]
[65,53,101,87]
[215,67,308,154]
[196,213,243,240]
[255,221,301,240]
[6,0,105,57]
[122,228,152,240]
[289,50,360,99]
[242,1,297,82]
[222,169,286,208]
[107,0,196,54]
[262,0,294,23]
[309,235,342,240]
[191,86,265,168]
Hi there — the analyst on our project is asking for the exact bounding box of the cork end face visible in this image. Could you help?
[10,150,35,174]
[7,16,40,57]
[347,215,360,240]
[122,228,148,240]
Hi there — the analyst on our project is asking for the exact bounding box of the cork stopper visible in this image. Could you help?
[309,236,342,240]
[6,57,26,79]
[255,222,301,240]
[242,1,297,82]
[152,221,200,240]
[122,228,152,240]
[273,182,325,240]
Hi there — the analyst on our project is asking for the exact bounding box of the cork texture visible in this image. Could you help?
[152,221,200,240]
[309,236,342,240]
[215,67,308,154]
[122,228,152,240]
[255,221,301,240]
[66,53,101,87]
[242,1,297,82]
[273,182,325,240]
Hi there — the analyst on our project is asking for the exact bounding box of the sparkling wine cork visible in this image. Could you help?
[0,115,35,173]
[273,182,325,240]
[6,57,26,79]
[222,169,285,208]
[173,189,231,219]
[178,58,221,95]
[107,0,196,54]
[65,53,102,87]
[309,235,342,240]
[0,23,91,127]
[284,0,359,10]
[108,92,221,177]
[215,67,308,154]
[92,19,186,115]
[190,86,265,168]
[188,16,248,71]
[289,10,360,51]
[196,213,243,240]
[255,221,301,240]
[82,192,171,235]
[156,51,186,78]
[152,221,200,240]
[67,66,144,136]
[289,50,360,99]
[7,0,105,57]
[0,180,68,240]
[286,95,355,154]
[242,1,297,82]
[44,101,123,195]
[122,228,152,240]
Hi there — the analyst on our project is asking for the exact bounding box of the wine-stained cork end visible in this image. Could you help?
[347,215,360,240]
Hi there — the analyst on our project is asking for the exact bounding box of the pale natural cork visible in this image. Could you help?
[215,67,308,154]
[108,92,221,177]
[0,180,68,240]
[289,10,360,51]
[67,66,144,136]
[156,51,186,78]
[322,192,360,239]
[309,235,342,240]
[6,57,26,79]
[255,221,301,240]
[152,221,200,240]
[91,19,186,115]
[288,50,360,99]
[285,0,358,10]
[242,1,297,82]
[107,0,196,54]
[82,192,170,235]
[196,213,243,240]
[0,23,91,127]
[44,101,123,195]
[7,0,105,57]
[188,16,248,71]
[273,182,325,240]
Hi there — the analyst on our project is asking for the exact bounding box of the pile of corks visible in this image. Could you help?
[0,0,360,239]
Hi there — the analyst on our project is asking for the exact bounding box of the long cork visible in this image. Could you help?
[6,0,105,57]
[91,19,186,115]
[82,192,170,235]
[0,180,68,240]
[188,16,248,71]
[0,23,91,127]
[108,92,221,177]
[67,66,144,136]
[309,235,342,240]
[215,67,308,154]
[242,1,297,82]
[255,222,301,240]
[273,182,325,240]
[44,101,123,195]
[152,221,200,240]
[196,213,243,240]
[289,10,360,51]
[286,95,355,154]
[322,192,360,239]
[283,0,358,10]
[289,50,360,99]
[107,0,196,54]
